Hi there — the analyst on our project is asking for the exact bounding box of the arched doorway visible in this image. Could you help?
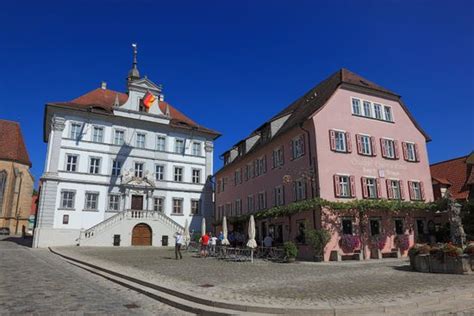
[131,223,152,246]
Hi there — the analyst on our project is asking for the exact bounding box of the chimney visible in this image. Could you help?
[101,81,107,90]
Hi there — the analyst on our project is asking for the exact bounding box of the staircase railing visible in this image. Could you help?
[81,209,184,240]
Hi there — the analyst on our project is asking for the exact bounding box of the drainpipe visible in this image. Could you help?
[299,122,317,229]
[14,172,23,235]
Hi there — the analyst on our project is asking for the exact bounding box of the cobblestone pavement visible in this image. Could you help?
[0,238,190,315]
[56,246,474,310]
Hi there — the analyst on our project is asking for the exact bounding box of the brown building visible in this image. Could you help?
[430,152,474,201]
[0,120,34,235]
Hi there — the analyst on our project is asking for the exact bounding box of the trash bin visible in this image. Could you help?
[113,234,121,246]
[162,235,168,246]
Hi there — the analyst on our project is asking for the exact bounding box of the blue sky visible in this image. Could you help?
[1,1,473,187]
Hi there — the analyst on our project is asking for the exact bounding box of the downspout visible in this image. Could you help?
[14,172,23,234]
[299,122,317,229]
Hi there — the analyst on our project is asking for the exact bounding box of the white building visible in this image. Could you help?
[33,46,220,247]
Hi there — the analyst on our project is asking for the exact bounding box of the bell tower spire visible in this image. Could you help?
[127,43,140,82]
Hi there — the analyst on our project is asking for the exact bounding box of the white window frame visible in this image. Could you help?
[70,122,82,140]
[384,138,395,159]
[174,138,185,154]
[153,197,164,212]
[156,135,166,151]
[291,135,305,159]
[338,175,350,198]
[88,157,101,174]
[136,133,146,149]
[172,198,183,214]
[412,181,422,200]
[257,191,266,210]
[351,98,362,115]
[247,195,254,212]
[65,154,78,172]
[84,192,99,211]
[366,177,377,199]
[390,179,401,200]
[360,134,372,155]
[384,106,393,122]
[134,162,144,178]
[108,194,120,211]
[191,199,200,215]
[363,100,372,117]
[192,142,202,156]
[155,164,165,181]
[334,130,347,152]
[111,159,122,176]
[295,179,306,201]
[192,169,201,184]
[60,190,75,209]
[174,166,184,182]
[406,142,416,162]
[114,129,125,145]
[92,126,104,143]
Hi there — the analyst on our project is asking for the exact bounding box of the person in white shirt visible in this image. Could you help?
[209,233,218,256]
[174,231,184,260]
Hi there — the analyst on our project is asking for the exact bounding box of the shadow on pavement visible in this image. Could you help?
[0,236,33,248]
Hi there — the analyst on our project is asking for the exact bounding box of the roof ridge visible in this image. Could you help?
[430,154,469,166]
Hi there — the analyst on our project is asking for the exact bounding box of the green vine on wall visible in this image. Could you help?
[226,197,446,224]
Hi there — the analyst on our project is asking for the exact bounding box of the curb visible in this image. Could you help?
[49,247,474,315]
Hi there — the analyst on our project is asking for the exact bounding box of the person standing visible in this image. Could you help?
[200,233,210,257]
[209,232,218,256]
[174,231,183,260]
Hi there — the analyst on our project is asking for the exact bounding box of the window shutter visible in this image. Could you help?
[376,178,382,198]
[356,134,362,154]
[386,180,393,199]
[394,140,400,159]
[304,181,308,199]
[350,176,356,198]
[273,188,277,206]
[281,147,285,166]
[402,142,408,160]
[263,155,267,173]
[420,182,425,200]
[399,180,405,200]
[329,130,336,151]
[271,151,275,169]
[380,138,387,157]
[361,177,368,198]
[371,136,377,156]
[334,175,340,197]
[301,134,306,155]
[408,181,413,200]
[414,144,420,162]
[345,132,352,153]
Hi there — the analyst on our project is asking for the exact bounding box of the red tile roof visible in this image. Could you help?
[49,88,219,136]
[430,154,472,200]
[0,120,32,166]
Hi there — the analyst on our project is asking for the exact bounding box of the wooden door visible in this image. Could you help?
[131,195,143,210]
[131,223,152,246]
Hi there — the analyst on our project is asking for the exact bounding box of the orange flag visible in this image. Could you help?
[142,91,156,109]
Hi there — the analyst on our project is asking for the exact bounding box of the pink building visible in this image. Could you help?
[215,69,437,261]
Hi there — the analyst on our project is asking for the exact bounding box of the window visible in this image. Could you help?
[342,218,353,235]
[362,177,379,199]
[409,181,424,201]
[255,157,266,176]
[172,198,183,214]
[352,98,361,115]
[134,162,144,178]
[296,220,306,244]
[155,165,164,181]
[66,154,78,172]
[381,138,398,159]
[363,101,372,117]
[404,142,418,162]
[174,139,185,154]
[112,160,122,176]
[89,157,101,174]
[235,199,242,216]
[373,103,383,120]
[225,203,232,216]
[291,135,305,159]
[370,218,381,236]
[192,169,201,184]
[416,219,425,235]
[358,135,372,156]
[192,142,202,156]
[330,130,351,153]
[191,199,200,215]
[334,175,354,198]
[257,192,266,210]
[136,133,146,148]
[246,163,254,179]
[174,167,183,182]
[70,123,82,140]
[384,106,393,122]
[85,192,99,210]
[114,130,125,145]
[387,179,403,200]
[156,135,166,151]
[92,126,104,143]
[153,197,164,212]
[295,180,306,201]
[247,195,254,212]
[272,147,284,168]
[60,190,75,209]
[62,215,69,225]
[108,195,120,211]
[234,169,242,185]
[395,219,404,235]
[274,186,284,206]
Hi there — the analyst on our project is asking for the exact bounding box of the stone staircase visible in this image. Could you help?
[79,210,184,247]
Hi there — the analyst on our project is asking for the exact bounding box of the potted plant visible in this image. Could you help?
[305,228,331,262]
[283,241,298,263]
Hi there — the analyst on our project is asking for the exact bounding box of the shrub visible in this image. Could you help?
[283,241,298,259]
[408,243,431,257]
[340,235,361,252]
[443,243,463,257]
[464,243,474,255]
[394,235,410,251]
[305,228,331,257]
[370,235,387,250]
